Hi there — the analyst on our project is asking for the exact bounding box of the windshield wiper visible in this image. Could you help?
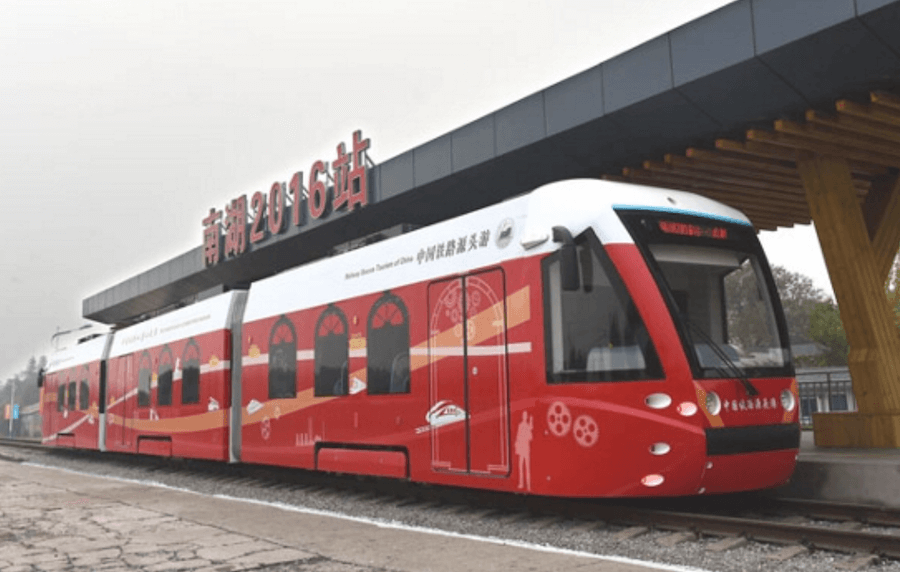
[683,319,758,397]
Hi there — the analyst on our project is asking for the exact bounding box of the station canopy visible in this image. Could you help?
[84,0,900,327]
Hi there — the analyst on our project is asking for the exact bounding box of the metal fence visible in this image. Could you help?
[796,366,855,426]
[1,401,41,440]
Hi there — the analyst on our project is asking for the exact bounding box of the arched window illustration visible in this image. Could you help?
[57,374,66,412]
[67,377,77,411]
[314,306,349,397]
[182,339,201,405]
[79,365,90,410]
[367,292,410,394]
[158,346,174,406]
[269,316,297,399]
[138,351,152,407]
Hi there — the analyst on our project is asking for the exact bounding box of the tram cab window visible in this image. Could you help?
[57,383,65,412]
[314,306,349,397]
[650,244,788,376]
[542,230,662,383]
[618,210,792,379]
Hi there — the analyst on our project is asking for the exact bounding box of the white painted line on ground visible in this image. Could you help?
[23,462,712,572]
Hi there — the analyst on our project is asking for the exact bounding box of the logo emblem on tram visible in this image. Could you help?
[416,400,467,433]
[496,218,515,249]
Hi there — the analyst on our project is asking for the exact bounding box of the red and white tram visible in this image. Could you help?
[41,332,108,450]
[41,179,799,497]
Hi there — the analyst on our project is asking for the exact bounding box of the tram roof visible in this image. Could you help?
[84,0,900,326]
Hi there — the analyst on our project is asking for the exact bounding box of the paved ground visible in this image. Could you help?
[771,430,900,508]
[0,460,680,572]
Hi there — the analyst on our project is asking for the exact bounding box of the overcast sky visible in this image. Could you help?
[0,0,833,382]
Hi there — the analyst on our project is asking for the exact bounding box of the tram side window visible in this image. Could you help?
[314,306,349,397]
[158,347,174,406]
[542,231,663,383]
[57,383,66,412]
[182,340,201,405]
[367,293,410,395]
[269,316,298,399]
[79,377,89,410]
[67,381,77,411]
[138,352,152,408]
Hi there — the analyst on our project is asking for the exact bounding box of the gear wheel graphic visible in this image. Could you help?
[547,402,572,437]
[573,414,599,448]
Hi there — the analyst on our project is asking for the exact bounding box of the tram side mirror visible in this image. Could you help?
[37,367,45,388]
[579,243,594,293]
[552,226,580,292]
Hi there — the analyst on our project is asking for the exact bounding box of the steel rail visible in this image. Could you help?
[585,504,900,558]
[762,497,900,528]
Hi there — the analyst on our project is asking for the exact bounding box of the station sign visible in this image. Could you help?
[202,130,373,267]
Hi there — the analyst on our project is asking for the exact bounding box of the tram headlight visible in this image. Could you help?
[705,391,722,416]
[780,389,796,412]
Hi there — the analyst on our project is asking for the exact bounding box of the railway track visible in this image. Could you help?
[4,438,899,567]
[582,501,900,559]
[422,491,900,561]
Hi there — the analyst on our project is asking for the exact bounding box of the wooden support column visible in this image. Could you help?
[864,173,900,282]
[799,155,900,448]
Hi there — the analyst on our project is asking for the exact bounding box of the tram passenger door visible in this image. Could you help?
[122,355,133,448]
[112,355,132,448]
[48,376,58,440]
[428,269,510,476]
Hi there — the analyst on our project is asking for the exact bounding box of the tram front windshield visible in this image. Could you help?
[621,212,792,379]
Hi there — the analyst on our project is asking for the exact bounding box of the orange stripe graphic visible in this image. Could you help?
[241,388,336,426]
[410,285,529,371]
[107,409,228,433]
[115,286,531,434]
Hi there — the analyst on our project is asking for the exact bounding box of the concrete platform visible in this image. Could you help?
[0,460,683,572]
[773,430,900,508]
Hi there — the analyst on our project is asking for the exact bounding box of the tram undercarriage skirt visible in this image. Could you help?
[705,424,800,456]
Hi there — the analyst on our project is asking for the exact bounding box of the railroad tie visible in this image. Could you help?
[835,554,879,571]
[611,526,649,542]
[766,544,809,561]
[657,531,695,548]
[706,536,748,553]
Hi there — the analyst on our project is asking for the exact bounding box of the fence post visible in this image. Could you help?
[7,383,13,435]
[827,370,833,413]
